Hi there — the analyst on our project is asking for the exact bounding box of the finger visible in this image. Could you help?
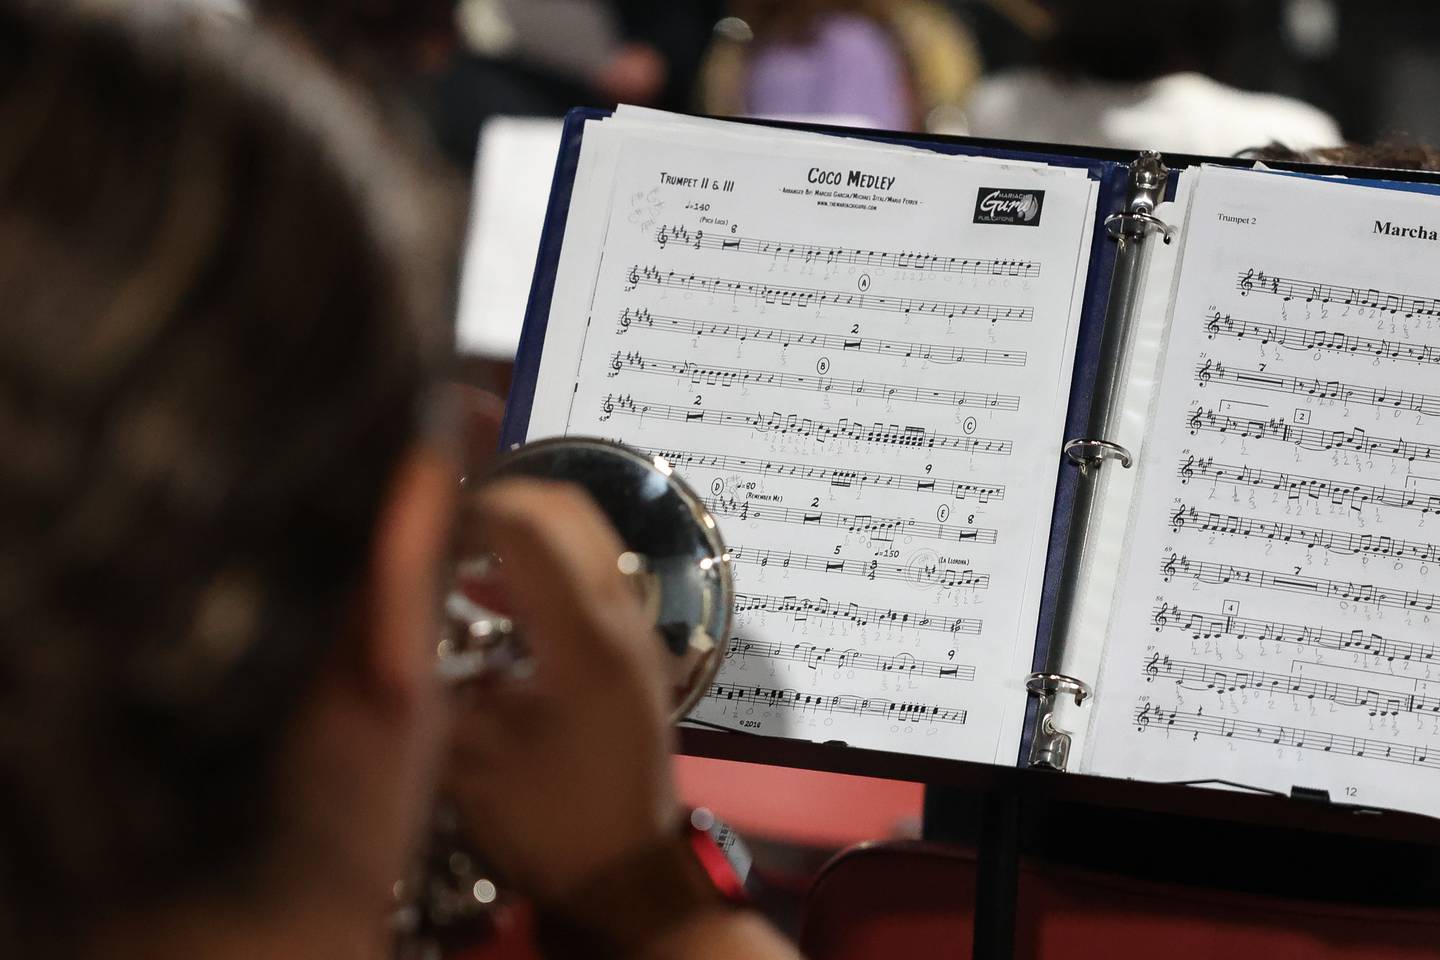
[468,480,656,680]
[473,479,631,601]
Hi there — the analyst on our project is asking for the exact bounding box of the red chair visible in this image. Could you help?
[802,841,1440,960]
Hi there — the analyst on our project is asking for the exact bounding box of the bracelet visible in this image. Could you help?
[534,817,746,959]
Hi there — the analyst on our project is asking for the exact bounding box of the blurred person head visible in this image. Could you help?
[705,0,980,132]
[733,0,898,42]
[1040,0,1242,83]
[0,1,462,954]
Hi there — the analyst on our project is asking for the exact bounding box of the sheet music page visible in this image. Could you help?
[524,117,1099,761]
[1086,166,1440,815]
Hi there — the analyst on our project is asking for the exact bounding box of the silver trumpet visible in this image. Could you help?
[395,437,734,957]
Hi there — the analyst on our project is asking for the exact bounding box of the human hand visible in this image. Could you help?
[444,479,680,902]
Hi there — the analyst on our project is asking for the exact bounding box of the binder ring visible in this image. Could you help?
[1105,211,1174,242]
[1064,438,1133,470]
[1026,672,1091,707]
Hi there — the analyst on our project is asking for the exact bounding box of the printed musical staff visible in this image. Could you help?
[1151,603,1440,667]
[655,223,1042,279]
[626,265,1034,323]
[1187,406,1440,467]
[1169,504,1440,564]
[612,350,1022,412]
[1090,174,1440,806]
[732,546,990,590]
[533,112,1109,761]
[726,637,976,681]
[1160,555,1440,614]
[735,592,984,636]
[1237,268,1440,319]
[618,308,1029,368]
[1135,703,1440,770]
[646,448,1008,503]
[1177,455,1440,518]
[1196,360,1440,418]
[606,394,1015,455]
[1204,311,1440,368]
[707,682,967,725]
[708,497,998,546]
[1144,654,1440,718]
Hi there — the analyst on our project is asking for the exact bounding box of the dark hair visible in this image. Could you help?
[0,1,457,948]
[1244,139,1440,173]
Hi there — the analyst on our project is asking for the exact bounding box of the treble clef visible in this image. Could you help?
[1145,652,1161,682]
[1197,359,1214,386]
[1205,311,1222,339]
[1187,409,1203,435]
[656,226,669,249]
[1152,605,1170,631]
[626,265,640,289]
[1170,505,1188,533]
[1180,454,1196,484]
[609,351,623,375]
[1136,702,1155,730]
[618,308,633,331]
[1162,556,1179,582]
[1239,268,1255,296]
[600,395,615,420]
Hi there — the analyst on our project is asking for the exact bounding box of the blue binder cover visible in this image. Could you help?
[499,108,1132,771]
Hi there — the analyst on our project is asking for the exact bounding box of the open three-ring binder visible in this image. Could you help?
[497,106,1440,822]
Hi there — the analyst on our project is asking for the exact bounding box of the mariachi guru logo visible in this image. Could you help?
[974,188,1045,226]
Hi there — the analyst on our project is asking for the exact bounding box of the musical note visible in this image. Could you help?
[707,496,999,547]
[1134,704,1440,770]
[1148,656,1440,718]
[731,546,991,590]
[627,265,1034,323]
[645,448,1007,503]
[1159,555,1440,614]
[1187,406,1440,467]
[616,308,1029,368]
[725,637,977,681]
[1195,361,1440,418]
[1203,310,1440,368]
[705,682,968,725]
[1169,504,1440,564]
[612,350,1023,412]
[1150,603,1440,667]
[1175,456,1440,518]
[606,394,1016,456]
[735,592,983,636]
[1234,269,1440,319]
[655,224,1042,280]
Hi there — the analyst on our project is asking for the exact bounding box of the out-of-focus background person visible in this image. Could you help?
[0,3,803,958]
[434,0,723,165]
[965,0,1343,154]
[697,0,982,132]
